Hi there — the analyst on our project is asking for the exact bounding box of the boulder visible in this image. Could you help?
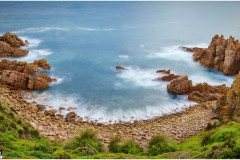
[167,75,192,94]
[1,70,29,89]
[37,104,46,111]
[44,109,57,117]
[161,74,180,81]
[1,70,51,90]
[66,112,77,121]
[0,32,26,47]
[116,66,127,70]
[188,91,218,102]
[191,83,228,94]
[0,41,28,57]
[28,75,49,90]
[183,35,240,75]
[156,69,171,74]
[0,59,38,74]
[33,59,51,70]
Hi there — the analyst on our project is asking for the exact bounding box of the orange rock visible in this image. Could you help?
[33,59,51,70]
[167,75,192,94]
[116,66,127,70]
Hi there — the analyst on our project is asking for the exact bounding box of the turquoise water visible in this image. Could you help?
[0,2,239,122]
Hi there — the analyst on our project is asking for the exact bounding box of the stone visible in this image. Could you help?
[66,112,77,120]
[156,69,171,74]
[33,59,51,70]
[44,109,57,117]
[37,104,46,111]
[161,74,180,81]
[26,103,38,112]
[27,74,50,90]
[167,76,192,94]
[116,66,127,70]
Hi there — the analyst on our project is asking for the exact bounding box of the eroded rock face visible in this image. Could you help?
[161,74,180,81]
[0,32,28,57]
[167,76,192,94]
[188,91,218,102]
[184,35,240,75]
[0,41,28,57]
[1,70,51,90]
[217,73,240,120]
[191,83,228,94]
[0,59,38,74]
[1,70,29,89]
[33,59,51,70]
[0,32,26,47]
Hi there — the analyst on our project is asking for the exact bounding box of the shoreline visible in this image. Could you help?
[0,84,217,148]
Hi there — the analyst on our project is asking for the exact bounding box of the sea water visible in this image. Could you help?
[0,2,239,122]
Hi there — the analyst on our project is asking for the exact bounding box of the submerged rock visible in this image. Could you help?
[184,35,240,75]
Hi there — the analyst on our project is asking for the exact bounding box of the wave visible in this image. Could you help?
[118,54,129,59]
[13,27,69,33]
[13,26,115,34]
[14,49,52,62]
[76,27,115,31]
[116,66,165,88]
[20,36,42,48]
[24,91,196,123]
[146,43,208,63]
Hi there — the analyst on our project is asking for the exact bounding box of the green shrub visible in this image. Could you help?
[219,148,234,159]
[109,136,142,155]
[53,149,71,159]
[148,134,177,156]
[64,129,102,154]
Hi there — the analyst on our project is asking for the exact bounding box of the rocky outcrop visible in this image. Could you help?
[156,69,171,74]
[0,32,26,47]
[0,59,51,74]
[167,75,228,103]
[116,66,127,70]
[33,59,51,70]
[188,91,218,102]
[191,83,228,94]
[1,70,51,90]
[0,59,38,74]
[167,76,192,94]
[0,32,28,57]
[161,74,180,81]
[217,73,240,120]
[28,74,51,90]
[183,35,240,75]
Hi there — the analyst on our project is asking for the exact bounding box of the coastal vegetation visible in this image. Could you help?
[1,99,240,159]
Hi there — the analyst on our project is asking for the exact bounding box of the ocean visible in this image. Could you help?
[0,1,239,122]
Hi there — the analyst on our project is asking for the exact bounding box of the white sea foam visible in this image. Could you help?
[49,76,64,85]
[25,91,196,123]
[116,66,164,88]
[19,36,42,48]
[76,27,115,31]
[118,54,129,59]
[13,27,69,33]
[15,49,52,62]
[13,27,115,34]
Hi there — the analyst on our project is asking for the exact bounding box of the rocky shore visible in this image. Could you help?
[0,32,239,148]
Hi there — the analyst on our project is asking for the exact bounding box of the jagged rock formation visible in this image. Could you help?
[217,73,240,120]
[0,59,51,74]
[1,70,51,90]
[0,32,28,57]
[33,59,51,70]
[167,76,192,94]
[183,35,240,75]
[167,75,228,102]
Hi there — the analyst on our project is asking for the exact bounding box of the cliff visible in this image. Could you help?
[184,35,240,75]
[217,73,240,120]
